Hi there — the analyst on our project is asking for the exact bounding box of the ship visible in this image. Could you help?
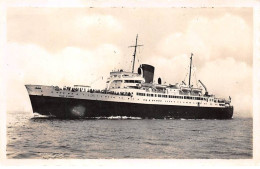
[25,35,233,119]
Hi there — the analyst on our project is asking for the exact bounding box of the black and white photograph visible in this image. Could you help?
[0,0,259,167]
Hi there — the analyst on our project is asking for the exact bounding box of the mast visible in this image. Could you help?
[129,34,143,73]
[188,53,193,87]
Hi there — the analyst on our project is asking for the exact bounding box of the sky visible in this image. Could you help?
[4,7,253,117]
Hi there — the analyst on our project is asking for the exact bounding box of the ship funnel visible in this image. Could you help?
[138,67,142,75]
[139,64,155,83]
[158,77,162,85]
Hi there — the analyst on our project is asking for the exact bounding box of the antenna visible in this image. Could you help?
[128,34,143,73]
[188,53,193,87]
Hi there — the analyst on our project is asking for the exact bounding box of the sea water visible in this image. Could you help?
[6,111,252,159]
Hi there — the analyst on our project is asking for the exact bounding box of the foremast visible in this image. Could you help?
[129,34,143,73]
[188,53,193,87]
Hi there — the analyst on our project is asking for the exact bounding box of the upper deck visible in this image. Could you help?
[106,70,145,90]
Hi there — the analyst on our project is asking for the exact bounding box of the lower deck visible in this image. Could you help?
[26,85,229,108]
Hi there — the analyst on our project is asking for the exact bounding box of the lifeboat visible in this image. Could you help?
[191,88,202,93]
[167,83,179,89]
[180,86,191,92]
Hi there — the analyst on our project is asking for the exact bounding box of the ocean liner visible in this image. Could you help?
[25,35,233,119]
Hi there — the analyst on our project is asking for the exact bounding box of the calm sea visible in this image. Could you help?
[6,111,252,159]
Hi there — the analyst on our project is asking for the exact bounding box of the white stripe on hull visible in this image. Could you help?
[25,85,228,108]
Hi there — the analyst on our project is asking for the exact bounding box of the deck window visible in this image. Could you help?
[125,80,142,83]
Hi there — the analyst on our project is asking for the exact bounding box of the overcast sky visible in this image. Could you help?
[5,7,253,117]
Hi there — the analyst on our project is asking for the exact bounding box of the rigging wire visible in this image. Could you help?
[192,65,198,87]
[183,70,188,84]
[90,76,103,86]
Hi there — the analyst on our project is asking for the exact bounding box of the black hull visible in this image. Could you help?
[28,95,233,119]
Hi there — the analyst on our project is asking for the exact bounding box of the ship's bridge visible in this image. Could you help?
[106,70,145,90]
